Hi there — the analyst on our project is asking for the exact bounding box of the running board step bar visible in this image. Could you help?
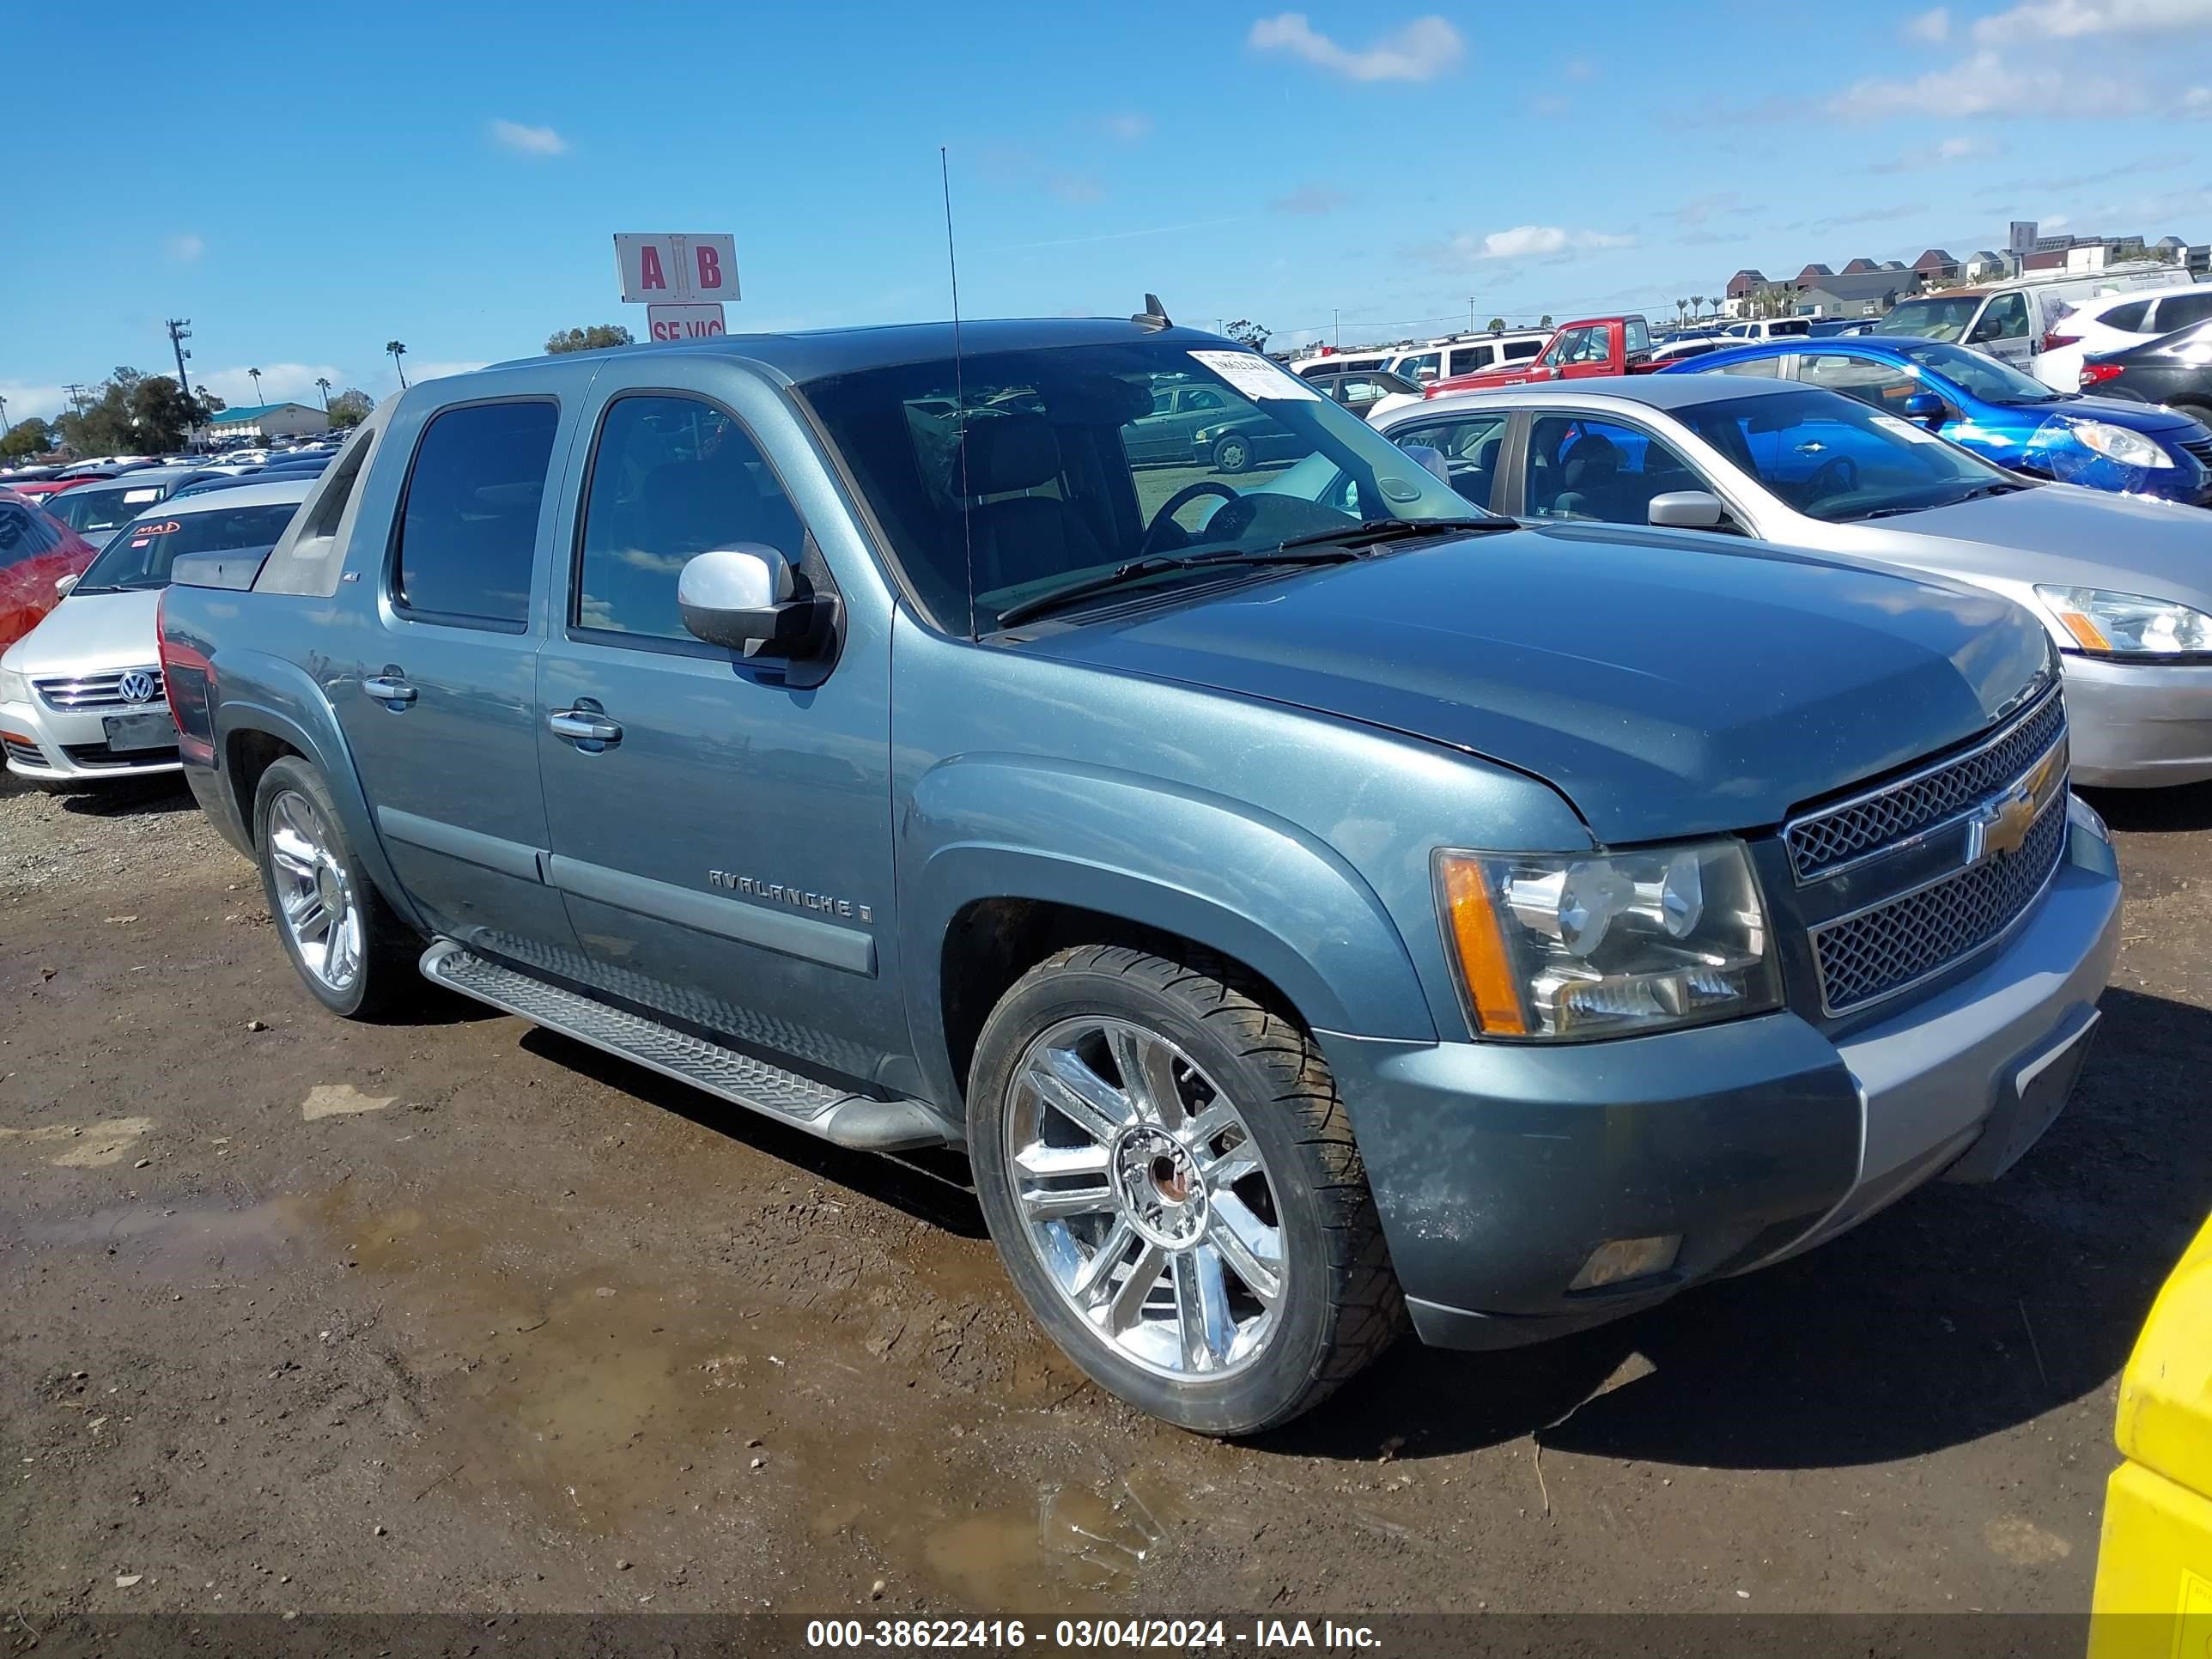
[419,941,957,1152]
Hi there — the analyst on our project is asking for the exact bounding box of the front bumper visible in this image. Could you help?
[1322,799,2121,1352]
[2064,655,2212,788]
[2,693,183,783]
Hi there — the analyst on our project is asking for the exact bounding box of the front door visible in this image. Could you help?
[1966,291,2033,365]
[334,395,575,954]
[534,373,910,1093]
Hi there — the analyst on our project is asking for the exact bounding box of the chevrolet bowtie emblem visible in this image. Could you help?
[1966,783,2037,866]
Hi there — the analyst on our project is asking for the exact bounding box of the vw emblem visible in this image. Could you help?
[117,671,157,705]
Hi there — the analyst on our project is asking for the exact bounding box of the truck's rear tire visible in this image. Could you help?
[968,943,1403,1435]
[252,757,416,1021]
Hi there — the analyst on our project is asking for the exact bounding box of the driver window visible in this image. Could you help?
[576,394,807,640]
[1797,353,1922,412]
[1970,293,2030,342]
[1522,415,1701,525]
[1387,414,1510,510]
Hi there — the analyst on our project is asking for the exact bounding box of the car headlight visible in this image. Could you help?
[1434,840,1781,1040]
[0,663,27,704]
[2069,420,2173,469]
[2035,585,2212,657]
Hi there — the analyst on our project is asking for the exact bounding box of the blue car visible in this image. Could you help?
[1662,336,2212,506]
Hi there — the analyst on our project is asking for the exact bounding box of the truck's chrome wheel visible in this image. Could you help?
[264,787,363,993]
[1006,1017,1285,1380]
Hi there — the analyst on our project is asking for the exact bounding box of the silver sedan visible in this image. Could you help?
[1370,375,2212,787]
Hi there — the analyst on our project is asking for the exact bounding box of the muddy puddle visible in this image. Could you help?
[12,1178,1207,1607]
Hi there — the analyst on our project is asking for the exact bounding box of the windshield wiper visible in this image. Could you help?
[994,545,1360,629]
[1273,515,1513,551]
[1952,480,2035,501]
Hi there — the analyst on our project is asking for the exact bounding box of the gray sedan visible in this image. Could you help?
[1372,375,2212,787]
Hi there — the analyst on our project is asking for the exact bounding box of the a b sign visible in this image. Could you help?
[648,304,727,341]
[613,234,739,304]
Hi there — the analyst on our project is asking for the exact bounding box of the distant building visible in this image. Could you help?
[204,401,330,444]
[1912,248,1960,282]
[1796,262,1834,284]
[1791,268,1922,318]
[1965,250,2006,279]
[1842,256,1881,274]
[1880,259,1909,272]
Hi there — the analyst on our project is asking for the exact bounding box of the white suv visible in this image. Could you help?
[1,480,309,789]
[2037,285,2212,390]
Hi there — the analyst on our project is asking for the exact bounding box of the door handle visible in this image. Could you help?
[549,708,623,746]
[362,675,416,706]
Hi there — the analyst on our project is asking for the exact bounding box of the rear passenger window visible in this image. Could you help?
[2154,292,2212,332]
[0,501,60,568]
[574,395,806,640]
[393,401,558,629]
[2101,300,2151,333]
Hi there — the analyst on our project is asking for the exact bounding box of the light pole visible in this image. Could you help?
[1332,308,1340,349]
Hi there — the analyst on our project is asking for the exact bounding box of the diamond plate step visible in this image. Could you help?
[420,941,956,1152]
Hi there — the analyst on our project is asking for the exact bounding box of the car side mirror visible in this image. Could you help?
[678,545,833,659]
[54,573,78,598]
[1903,391,1947,429]
[1647,490,1728,530]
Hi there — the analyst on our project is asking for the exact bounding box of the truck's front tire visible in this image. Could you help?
[968,944,1403,1435]
[252,757,416,1021]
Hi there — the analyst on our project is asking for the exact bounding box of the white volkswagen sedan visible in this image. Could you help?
[1371,376,2212,788]
[0,479,309,789]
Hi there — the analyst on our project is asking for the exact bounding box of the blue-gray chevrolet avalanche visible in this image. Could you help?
[156,319,2121,1434]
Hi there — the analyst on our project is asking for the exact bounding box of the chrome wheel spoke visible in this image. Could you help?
[1173,1245,1236,1370]
[265,789,361,994]
[268,827,317,882]
[1104,1242,1170,1334]
[1182,1101,1237,1152]
[1209,1193,1284,1308]
[1021,1181,1117,1222]
[1205,1146,1261,1189]
[1071,1218,1136,1304]
[1014,1140,1109,1179]
[1027,1047,1133,1144]
[1108,1024,1188,1129]
[285,891,330,938]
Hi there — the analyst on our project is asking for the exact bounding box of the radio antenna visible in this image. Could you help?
[941,144,977,641]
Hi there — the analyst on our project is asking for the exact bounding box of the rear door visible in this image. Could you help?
[533,368,910,1091]
[334,392,579,955]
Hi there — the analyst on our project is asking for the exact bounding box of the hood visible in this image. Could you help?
[1850,483,2212,609]
[1021,523,2051,843]
[0,587,164,676]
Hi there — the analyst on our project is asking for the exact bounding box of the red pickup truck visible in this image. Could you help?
[1423,315,1658,397]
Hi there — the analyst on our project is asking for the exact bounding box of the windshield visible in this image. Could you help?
[802,338,1480,632]
[49,482,166,542]
[1871,297,1981,343]
[1891,339,2063,404]
[75,501,300,592]
[1674,388,2020,523]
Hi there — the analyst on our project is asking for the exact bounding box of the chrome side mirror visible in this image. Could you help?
[1647,490,1728,530]
[677,545,832,659]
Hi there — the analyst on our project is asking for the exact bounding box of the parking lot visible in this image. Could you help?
[3,767,2206,1622]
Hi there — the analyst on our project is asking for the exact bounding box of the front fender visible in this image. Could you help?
[900,753,1436,1105]
[210,649,426,935]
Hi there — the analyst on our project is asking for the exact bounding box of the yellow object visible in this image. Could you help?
[1437,854,1528,1036]
[2088,1212,2212,1659]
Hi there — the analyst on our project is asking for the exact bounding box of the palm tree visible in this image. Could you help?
[247,367,264,404]
[1695,294,1711,318]
[386,340,408,388]
[1676,298,1689,325]
[314,376,331,409]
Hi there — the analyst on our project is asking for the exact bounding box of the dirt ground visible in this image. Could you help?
[2,768,2208,1626]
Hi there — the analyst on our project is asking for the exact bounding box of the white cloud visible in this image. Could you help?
[1247,12,1464,82]
[1905,6,1952,38]
[2185,82,2212,112]
[2043,213,2072,231]
[1046,173,1105,204]
[1269,184,1352,214]
[489,118,568,156]
[1972,0,2212,38]
[1529,93,1572,116]
[1871,132,2001,171]
[1101,111,1152,142]
[1417,225,1636,267]
[0,381,71,427]
[201,363,346,406]
[1826,49,2126,117]
[1563,55,1595,78]
[166,233,205,263]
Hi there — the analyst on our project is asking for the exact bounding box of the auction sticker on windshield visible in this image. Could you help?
[1873,414,1944,445]
[1189,349,1323,403]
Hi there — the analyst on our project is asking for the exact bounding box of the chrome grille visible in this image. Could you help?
[1784,688,2064,882]
[33,667,166,713]
[1811,792,2067,1014]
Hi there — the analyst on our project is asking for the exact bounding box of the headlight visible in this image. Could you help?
[0,664,27,704]
[1434,840,1781,1040]
[2069,420,2173,470]
[2035,585,2212,657]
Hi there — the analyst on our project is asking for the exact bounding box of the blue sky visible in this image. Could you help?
[4,0,2209,425]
